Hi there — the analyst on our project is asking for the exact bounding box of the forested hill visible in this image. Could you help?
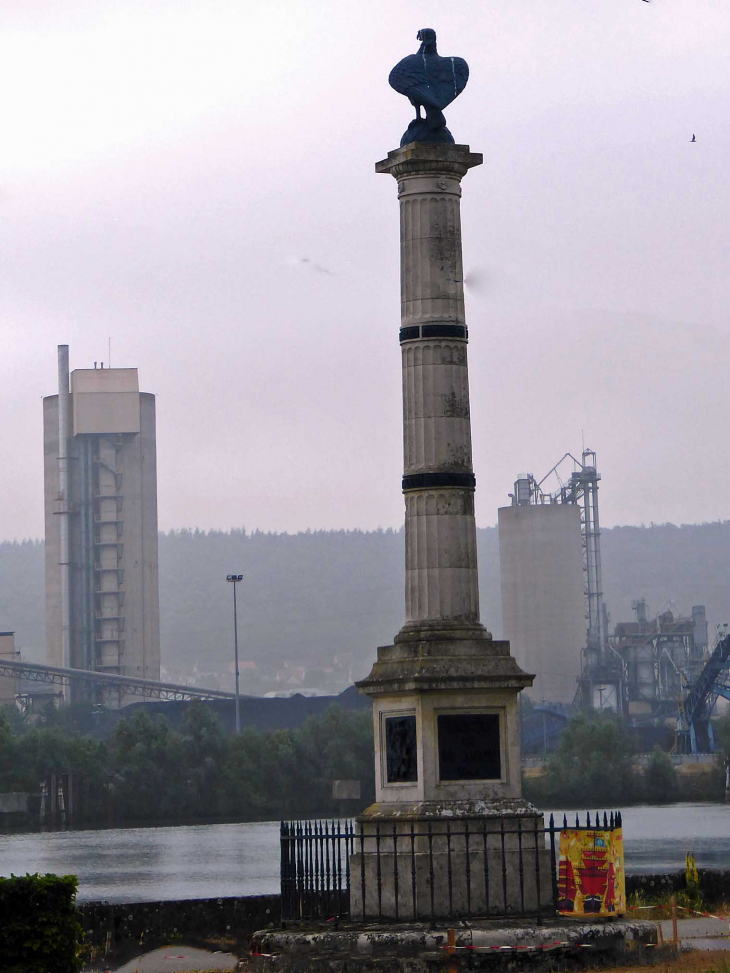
[2,522,730,682]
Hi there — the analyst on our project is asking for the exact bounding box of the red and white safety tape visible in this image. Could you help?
[440,941,657,952]
[251,941,660,960]
[676,904,726,921]
[440,941,576,952]
[631,904,728,921]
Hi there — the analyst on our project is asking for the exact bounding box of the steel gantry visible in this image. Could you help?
[0,658,238,703]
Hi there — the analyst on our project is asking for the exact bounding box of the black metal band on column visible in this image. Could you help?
[402,472,476,492]
[399,325,468,343]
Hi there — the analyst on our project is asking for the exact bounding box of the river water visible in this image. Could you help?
[0,803,727,903]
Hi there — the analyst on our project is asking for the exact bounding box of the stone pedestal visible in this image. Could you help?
[354,142,543,920]
[353,638,548,919]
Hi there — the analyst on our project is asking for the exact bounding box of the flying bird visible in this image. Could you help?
[299,257,334,276]
[389,29,469,145]
[690,134,697,142]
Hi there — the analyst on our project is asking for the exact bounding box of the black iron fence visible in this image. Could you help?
[280,811,622,923]
[281,819,356,922]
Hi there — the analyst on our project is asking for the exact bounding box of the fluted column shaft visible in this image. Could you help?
[376,143,485,640]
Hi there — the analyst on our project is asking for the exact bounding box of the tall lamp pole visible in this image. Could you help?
[226,574,243,734]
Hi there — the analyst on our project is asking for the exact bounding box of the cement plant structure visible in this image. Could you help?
[498,451,723,736]
[498,450,603,705]
[44,345,160,705]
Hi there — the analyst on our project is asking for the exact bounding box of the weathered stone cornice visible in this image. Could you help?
[376,142,484,179]
[358,798,542,822]
[356,638,535,697]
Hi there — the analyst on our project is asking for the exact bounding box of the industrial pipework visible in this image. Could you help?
[57,344,71,699]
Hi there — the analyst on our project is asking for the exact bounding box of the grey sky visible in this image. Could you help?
[2,0,729,539]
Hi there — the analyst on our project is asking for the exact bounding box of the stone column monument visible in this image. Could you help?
[353,29,545,920]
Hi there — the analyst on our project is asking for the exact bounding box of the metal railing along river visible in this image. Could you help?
[280,811,623,923]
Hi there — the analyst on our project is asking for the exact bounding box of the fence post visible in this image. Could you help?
[446,820,453,918]
[447,927,457,973]
[533,816,542,925]
[517,817,525,915]
[280,822,287,923]
[500,816,507,912]
[482,820,490,917]
[549,813,558,918]
[375,822,382,921]
[464,819,471,917]
[410,820,417,922]
[392,821,399,922]
[360,825,366,921]
[428,821,435,925]
[671,894,680,950]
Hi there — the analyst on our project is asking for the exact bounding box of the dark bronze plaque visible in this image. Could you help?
[385,715,418,783]
[437,713,501,781]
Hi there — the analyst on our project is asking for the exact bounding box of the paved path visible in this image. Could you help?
[110,945,239,972]
[660,916,730,951]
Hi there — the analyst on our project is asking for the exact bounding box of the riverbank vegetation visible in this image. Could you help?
[0,704,728,827]
[0,702,375,826]
[523,710,729,807]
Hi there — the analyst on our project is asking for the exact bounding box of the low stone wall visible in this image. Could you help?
[627,869,730,903]
[79,894,279,964]
[76,872,730,965]
[250,918,661,972]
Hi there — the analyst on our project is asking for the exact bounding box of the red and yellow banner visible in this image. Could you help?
[557,828,625,917]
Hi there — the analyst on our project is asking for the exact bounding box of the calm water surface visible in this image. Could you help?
[0,803,727,902]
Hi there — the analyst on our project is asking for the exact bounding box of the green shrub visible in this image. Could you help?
[643,746,679,803]
[538,712,639,806]
[0,873,83,973]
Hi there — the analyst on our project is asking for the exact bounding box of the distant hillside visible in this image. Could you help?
[2,522,730,685]
[600,522,730,634]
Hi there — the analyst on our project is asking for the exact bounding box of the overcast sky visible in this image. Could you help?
[2,0,729,540]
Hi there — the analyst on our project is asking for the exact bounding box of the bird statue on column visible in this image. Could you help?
[389,29,469,146]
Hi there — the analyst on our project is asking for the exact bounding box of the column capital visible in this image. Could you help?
[375,142,483,180]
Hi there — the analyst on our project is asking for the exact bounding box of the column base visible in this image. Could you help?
[356,637,533,696]
[358,798,541,820]
[350,806,552,921]
[395,618,492,643]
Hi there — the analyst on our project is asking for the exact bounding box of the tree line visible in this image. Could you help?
[523,711,730,808]
[0,702,375,826]
[1,702,728,829]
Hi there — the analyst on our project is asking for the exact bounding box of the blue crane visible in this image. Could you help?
[676,633,730,753]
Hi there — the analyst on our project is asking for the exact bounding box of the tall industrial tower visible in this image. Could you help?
[44,345,160,705]
[498,450,605,705]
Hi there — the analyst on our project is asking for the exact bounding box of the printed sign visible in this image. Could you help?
[437,713,501,781]
[557,828,626,917]
[385,715,418,783]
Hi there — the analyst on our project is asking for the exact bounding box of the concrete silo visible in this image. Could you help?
[44,346,160,705]
[498,492,586,704]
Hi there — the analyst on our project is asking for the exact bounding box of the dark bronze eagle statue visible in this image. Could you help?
[389,29,469,146]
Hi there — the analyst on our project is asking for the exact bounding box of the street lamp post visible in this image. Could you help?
[226,574,243,734]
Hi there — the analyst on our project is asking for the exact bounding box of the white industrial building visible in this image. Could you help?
[44,346,160,705]
[498,500,586,704]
